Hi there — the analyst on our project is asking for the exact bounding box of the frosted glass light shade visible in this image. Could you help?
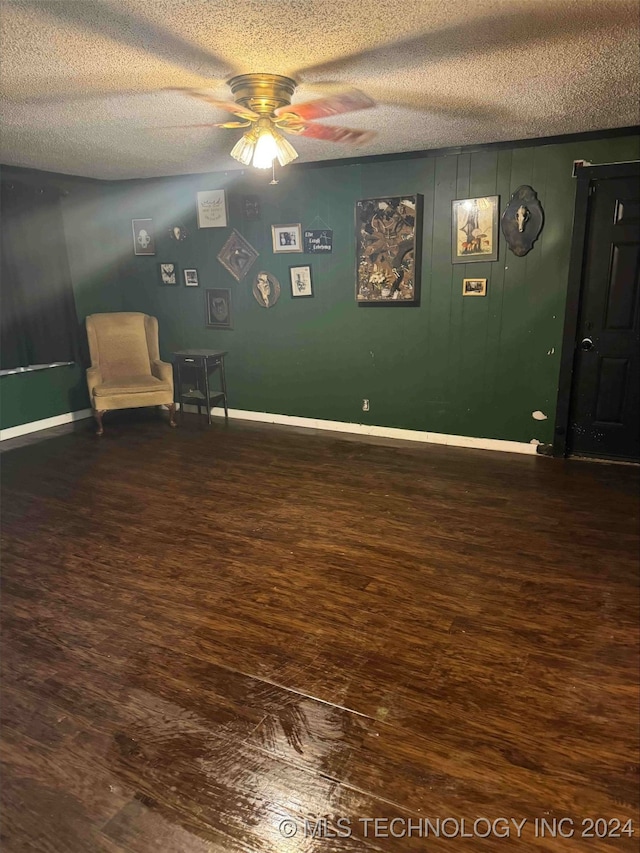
[230,120,298,170]
[230,132,255,166]
[253,128,279,169]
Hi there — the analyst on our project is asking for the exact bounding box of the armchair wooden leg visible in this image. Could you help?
[167,402,177,428]
[94,410,106,436]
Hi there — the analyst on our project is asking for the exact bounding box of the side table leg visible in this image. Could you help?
[220,358,229,419]
[204,361,212,425]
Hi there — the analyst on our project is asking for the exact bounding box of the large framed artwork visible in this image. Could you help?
[451,195,499,263]
[197,190,228,228]
[355,195,423,304]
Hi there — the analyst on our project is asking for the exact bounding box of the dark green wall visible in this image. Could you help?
[3,132,639,440]
[0,168,124,429]
[116,133,640,444]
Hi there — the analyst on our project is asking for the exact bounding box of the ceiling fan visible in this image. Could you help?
[169,74,376,170]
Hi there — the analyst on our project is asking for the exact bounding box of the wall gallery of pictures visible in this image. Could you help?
[130,183,544,325]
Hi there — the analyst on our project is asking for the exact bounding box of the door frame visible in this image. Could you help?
[553,161,640,457]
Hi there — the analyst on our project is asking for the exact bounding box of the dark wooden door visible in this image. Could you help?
[568,171,640,461]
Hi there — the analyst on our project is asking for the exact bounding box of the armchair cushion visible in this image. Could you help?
[93,375,171,397]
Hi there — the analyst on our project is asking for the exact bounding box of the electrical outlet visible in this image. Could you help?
[362,399,370,412]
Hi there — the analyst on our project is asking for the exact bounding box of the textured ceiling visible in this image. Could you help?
[1,0,639,180]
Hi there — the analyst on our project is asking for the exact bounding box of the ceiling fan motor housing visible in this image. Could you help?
[228,73,296,116]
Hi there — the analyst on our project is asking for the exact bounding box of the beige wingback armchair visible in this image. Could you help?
[85,312,176,435]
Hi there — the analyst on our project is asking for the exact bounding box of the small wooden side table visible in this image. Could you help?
[172,349,228,425]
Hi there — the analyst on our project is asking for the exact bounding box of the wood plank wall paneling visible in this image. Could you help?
[114,134,640,445]
[2,133,639,436]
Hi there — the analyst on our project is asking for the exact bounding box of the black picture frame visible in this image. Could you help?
[158,262,178,285]
[451,195,499,264]
[289,264,313,298]
[205,288,233,329]
[183,268,199,287]
[355,194,423,305]
[132,218,155,255]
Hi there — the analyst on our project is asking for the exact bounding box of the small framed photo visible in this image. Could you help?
[452,196,499,263]
[463,277,487,296]
[158,262,178,285]
[169,224,188,241]
[272,224,302,253]
[289,265,313,298]
[205,288,233,329]
[197,189,228,228]
[183,268,199,287]
[132,218,155,255]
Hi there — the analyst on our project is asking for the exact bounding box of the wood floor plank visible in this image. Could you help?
[1,414,638,851]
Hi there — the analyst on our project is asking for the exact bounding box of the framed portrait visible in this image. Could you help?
[355,195,423,304]
[217,229,259,282]
[289,265,313,298]
[252,271,281,309]
[197,189,228,228]
[205,288,233,329]
[158,262,178,285]
[272,224,302,253]
[132,218,155,255]
[463,277,487,296]
[183,268,199,287]
[169,224,188,241]
[452,196,499,263]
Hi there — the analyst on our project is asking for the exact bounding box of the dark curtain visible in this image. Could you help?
[1,180,80,370]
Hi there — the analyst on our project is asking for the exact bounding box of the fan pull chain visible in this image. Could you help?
[270,161,279,185]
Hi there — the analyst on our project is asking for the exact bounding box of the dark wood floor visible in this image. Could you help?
[1,411,639,852]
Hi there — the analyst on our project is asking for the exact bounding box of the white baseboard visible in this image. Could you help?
[207,407,539,455]
[1,404,540,456]
[0,408,93,441]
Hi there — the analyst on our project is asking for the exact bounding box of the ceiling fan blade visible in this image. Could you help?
[20,0,236,80]
[155,121,251,130]
[287,123,376,145]
[296,2,628,76]
[167,88,259,122]
[275,89,374,121]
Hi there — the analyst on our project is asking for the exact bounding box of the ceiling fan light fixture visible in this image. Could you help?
[273,132,298,167]
[230,130,256,166]
[252,120,280,169]
[249,119,298,170]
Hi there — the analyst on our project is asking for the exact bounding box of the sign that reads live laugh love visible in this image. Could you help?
[304,229,333,254]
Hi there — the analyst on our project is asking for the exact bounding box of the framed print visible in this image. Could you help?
[197,190,228,228]
[132,219,155,255]
[355,195,423,304]
[158,262,178,285]
[452,195,499,263]
[289,265,313,298]
[252,271,281,308]
[242,195,261,220]
[217,229,259,281]
[272,224,302,253]
[169,224,188,241]
[304,229,333,254]
[463,277,487,296]
[205,288,233,329]
[183,268,199,287]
